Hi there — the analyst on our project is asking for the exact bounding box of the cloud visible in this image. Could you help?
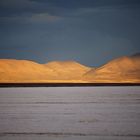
[0,0,49,17]
[0,13,62,24]
[32,0,140,8]
[0,0,140,19]
[0,0,32,7]
[30,13,62,22]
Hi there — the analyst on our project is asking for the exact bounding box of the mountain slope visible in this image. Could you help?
[0,54,140,83]
[45,61,91,80]
[0,59,56,82]
[0,59,91,82]
[84,55,140,82]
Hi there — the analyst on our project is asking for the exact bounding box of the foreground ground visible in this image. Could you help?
[0,87,140,140]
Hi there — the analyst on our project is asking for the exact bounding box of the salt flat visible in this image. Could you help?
[0,87,140,140]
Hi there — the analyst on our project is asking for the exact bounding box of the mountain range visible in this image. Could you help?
[0,53,140,83]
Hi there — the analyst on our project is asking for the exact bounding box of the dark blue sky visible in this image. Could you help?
[0,0,140,66]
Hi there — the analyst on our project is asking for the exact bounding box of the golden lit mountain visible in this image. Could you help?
[45,61,90,80]
[0,59,56,82]
[0,59,90,83]
[0,54,140,83]
[84,54,140,83]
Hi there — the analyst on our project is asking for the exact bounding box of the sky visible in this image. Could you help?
[0,0,140,67]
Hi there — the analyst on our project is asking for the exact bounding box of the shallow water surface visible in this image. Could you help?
[0,87,140,140]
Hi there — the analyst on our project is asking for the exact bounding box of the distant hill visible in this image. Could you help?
[0,59,56,82]
[0,53,140,83]
[45,61,90,80]
[0,59,90,83]
[84,54,140,83]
